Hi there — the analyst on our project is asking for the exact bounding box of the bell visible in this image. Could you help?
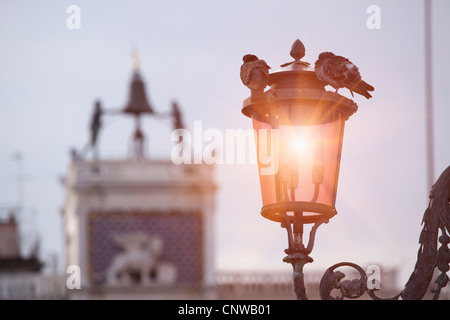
[123,71,154,114]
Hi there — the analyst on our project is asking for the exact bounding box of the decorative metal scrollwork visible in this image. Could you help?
[319,262,367,300]
[401,165,450,300]
[316,166,450,300]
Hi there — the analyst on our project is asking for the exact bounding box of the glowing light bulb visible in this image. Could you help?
[292,138,308,154]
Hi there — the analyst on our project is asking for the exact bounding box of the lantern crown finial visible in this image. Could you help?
[290,39,305,61]
[280,39,310,69]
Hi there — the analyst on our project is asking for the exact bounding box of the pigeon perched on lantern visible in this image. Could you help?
[314,52,374,99]
[240,54,271,102]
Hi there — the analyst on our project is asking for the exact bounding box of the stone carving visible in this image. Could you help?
[105,231,177,286]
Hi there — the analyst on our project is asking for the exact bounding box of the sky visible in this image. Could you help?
[0,0,449,289]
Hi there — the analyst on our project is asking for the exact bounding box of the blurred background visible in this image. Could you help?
[0,0,449,299]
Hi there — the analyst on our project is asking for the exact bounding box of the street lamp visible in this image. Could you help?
[241,39,450,300]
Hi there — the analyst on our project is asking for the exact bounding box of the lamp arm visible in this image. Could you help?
[318,166,450,300]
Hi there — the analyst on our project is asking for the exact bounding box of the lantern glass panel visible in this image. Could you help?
[252,102,345,221]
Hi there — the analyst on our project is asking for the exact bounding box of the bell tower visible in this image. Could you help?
[61,58,217,299]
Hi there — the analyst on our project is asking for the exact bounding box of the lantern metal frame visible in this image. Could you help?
[241,39,450,300]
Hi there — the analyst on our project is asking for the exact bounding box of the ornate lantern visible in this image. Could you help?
[242,39,357,254]
[240,39,450,301]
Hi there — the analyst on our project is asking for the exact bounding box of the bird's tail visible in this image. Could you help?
[352,80,374,99]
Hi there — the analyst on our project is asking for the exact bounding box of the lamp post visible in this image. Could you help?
[241,39,450,300]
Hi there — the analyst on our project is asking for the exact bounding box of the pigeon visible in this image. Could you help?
[315,52,374,99]
[240,54,271,101]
